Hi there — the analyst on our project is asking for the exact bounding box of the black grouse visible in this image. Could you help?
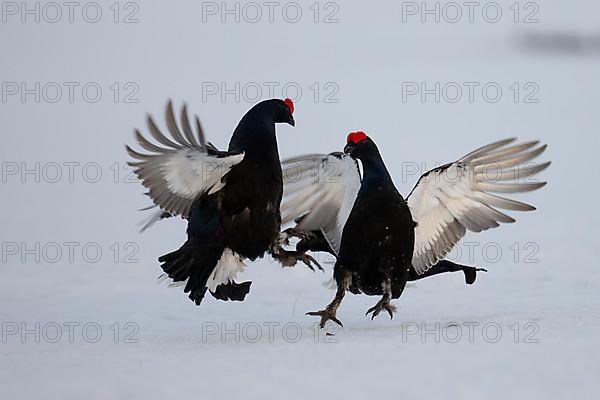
[127,99,318,306]
[280,133,550,327]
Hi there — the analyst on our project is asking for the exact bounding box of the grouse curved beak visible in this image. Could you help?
[343,143,354,154]
[288,115,295,127]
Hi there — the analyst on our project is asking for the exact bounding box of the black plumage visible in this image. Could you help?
[280,134,549,327]
[295,230,485,285]
[128,99,317,306]
[306,133,416,326]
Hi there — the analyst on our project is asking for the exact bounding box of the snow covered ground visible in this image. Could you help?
[1,1,599,399]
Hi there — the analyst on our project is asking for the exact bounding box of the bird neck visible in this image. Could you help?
[229,112,278,153]
[359,150,394,190]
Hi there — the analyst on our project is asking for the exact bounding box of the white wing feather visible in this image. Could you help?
[408,138,550,274]
[281,153,361,255]
[127,101,244,218]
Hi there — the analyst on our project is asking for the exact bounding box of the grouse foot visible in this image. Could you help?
[306,308,343,328]
[366,298,397,320]
[272,248,323,271]
[281,227,312,244]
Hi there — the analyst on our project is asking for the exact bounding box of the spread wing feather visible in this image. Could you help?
[281,153,361,255]
[126,100,244,218]
[408,138,550,274]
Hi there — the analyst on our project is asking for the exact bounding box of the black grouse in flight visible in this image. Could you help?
[127,99,318,306]
[280,133,550,327]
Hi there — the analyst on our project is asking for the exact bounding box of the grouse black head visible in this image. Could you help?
[235,97,295,133]
[279,98,295,126]
[229,98,295,152]
[344,131,394,185]
[344,131,373,159]
[265,98,295,126]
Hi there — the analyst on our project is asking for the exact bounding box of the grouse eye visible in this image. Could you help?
[283,98,294,114]
[347,131,368,144]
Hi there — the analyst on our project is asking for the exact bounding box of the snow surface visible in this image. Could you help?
[1,1,600,399]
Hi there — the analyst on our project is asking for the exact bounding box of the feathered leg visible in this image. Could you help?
[365,279,397,320]
[271,233,323,271]
[306,269,350,328]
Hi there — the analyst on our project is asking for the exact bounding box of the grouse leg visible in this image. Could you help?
[306,271,350,328]
[281,227,312,243]
[366,279,397,320]
[270,240,323,271]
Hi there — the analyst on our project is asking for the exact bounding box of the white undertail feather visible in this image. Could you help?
[206,249,246,292]
[158,248,246,292]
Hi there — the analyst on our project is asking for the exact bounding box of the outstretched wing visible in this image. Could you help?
[126,101,244,218]
[407,138,550,274]
[281,153,361,255]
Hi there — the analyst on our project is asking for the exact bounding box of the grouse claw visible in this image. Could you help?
[273,248,323,271]
[282,227,312,242]
[306,309,344,329]
[365,301,397,320]
[298,252,323,271]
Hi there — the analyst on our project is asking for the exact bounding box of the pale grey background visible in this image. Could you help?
[1,1,599,399]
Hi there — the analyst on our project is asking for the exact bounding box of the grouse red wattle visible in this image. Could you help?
[127,98,318,306]
[280,134,550,327]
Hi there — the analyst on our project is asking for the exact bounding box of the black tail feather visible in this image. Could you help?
[408,260,487,285]
[210,281,252,301]
[158,239,224,306]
